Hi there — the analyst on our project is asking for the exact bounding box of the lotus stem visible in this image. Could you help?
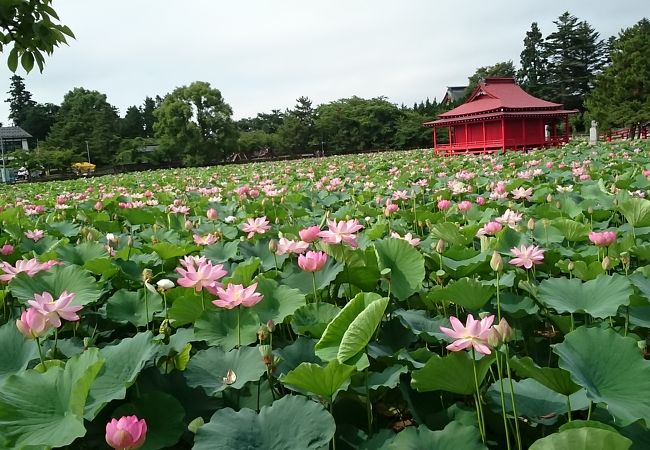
[471,348,486,444]
[35,336,46,367]
[504,345,523,450]
[312,272,319,305]
[495,350,512,450]
[144,288,150,330]
[365,366,373,437]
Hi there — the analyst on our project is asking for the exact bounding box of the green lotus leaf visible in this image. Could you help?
[0,348,103,448]
[250,277,306,324]
[105,289,163,327]
[315,292,387,363]
[193,395,335,450]
[290,303,341,338]
[374,238,425,300]
[486,378,588,426]
[111,391,186,450]
[509,356,581,396]
[275,337,321,376]
[201,240,240,263]
[378,421,486,450]
[282,359,356,400]
[411,352,494,395]
[85,331,157,419]
[529,427,632,450]
[56,241,108,266]
[9,264,103,306]
[554,326,650,426]
[619,197,650,228]
[281,257,344,295]
[184,346,267,395]
[167,289,204,327]
[537,274,632,318]
[224,257,261,285]
[440,277,495,310]
[552,218,591,241]
[194,307,260,350]
[0,322,36,382]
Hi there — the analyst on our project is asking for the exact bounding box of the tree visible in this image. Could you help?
[392,110,432,149]
[544,12,606,111]
[142,96,157,138]
[153,81,238,166]
[463,61,517,99]
[314,97,402,154]
[518,22,548,98]
[5,75,35,125]
[277,96,315,155]
[43,87,120,166]
[586,19,650,136]
[120,105,145,139]
[20,102,59,142]
[0,0,74,72]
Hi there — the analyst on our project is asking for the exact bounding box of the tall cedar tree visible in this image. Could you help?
[586,19,650,137]
[544,12,607,111]
[518,23,548,98]
[5,75,35,126]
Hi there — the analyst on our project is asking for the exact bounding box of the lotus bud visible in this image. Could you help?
[127,236,134,247]
[156,279,175,291]
[602,256,612,271]
[184,220,193,230]
[587,207,594,215]
[490,251,503,272]
[268,239,278,254]
[556,201,562,209]
[494,317,513,343]
[567,261,575,272]
[546,194,553,203]
[266,319,275,333]
[94,201,104,211]
[435,239,446,254]
[527,218,535,231]
[487,328,502,348]
[206,208,218,220]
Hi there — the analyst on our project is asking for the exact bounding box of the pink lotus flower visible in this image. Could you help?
[511,187,533,200]
[476,221,503,237]
[588,231,617,247]
[390,231,421,246]
[176,256,227,292]
[28,291,82,328]
[106,415,147,450]
[457,200,473,213]
[318,219,363,248]
[242,216,270,239]
[212,282,264,309]
[16,308,50,339]
[24,229,45,241]
[94,201,104,211]
[475,196,486,206]
[437,199,452,211]
[0,258,58,282]
[299,225,321,243]
[206,208,218,220]
[276,238,310,255]
[193,233,218,246]
[509,245,545,269]
[495,209,523,229]
[0,243,13,255]
[384,200,399,216]
[440,314,495,355]
[298,251,328,272]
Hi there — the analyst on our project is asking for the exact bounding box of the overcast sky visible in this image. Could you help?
[0,1,645,124]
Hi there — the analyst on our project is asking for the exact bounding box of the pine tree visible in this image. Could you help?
[518,22,547,98]
[586,18,650,135]
[5,75,35,126]
[142,96,157,138]
[544,12,606,111]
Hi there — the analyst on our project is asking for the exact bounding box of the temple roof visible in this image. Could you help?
[0,126,32,139]
[438,77,563,118]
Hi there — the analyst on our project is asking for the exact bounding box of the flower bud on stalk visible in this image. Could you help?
[268,239,278,254]
[490,251,503,272]
[527,218,535,231]
[435,239,446,254]
[602,256,612,271]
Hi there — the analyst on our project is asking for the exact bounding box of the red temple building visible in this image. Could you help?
[424,77,577,155]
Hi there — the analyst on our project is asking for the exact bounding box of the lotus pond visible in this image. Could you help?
[1,140,650,449]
